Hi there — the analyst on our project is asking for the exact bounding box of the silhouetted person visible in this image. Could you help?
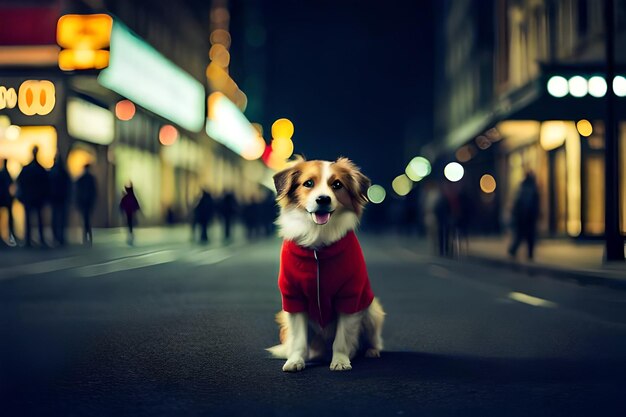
[508,172,540,260]
[0,159,16,246]
[49,154,71,246]
[75,164,97,245]
[16,146,48,247]
[193,190,215,244]
[120,184,140,245]
[219,191,237,243]
[434,186,451,256]
[242,200,260,240]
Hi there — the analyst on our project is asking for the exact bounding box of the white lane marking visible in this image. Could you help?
[428,264,451,278]
[508,291,557,308]
[73,246,235,277]
[187,248,233,266]
[0,256,80,280]
[74,249,180,277]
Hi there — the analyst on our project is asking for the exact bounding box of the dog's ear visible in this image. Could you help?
[273,165,300,202]
[334,157,371,210]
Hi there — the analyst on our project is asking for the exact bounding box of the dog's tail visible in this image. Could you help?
[266,343,289,359]
[266,311,290,359]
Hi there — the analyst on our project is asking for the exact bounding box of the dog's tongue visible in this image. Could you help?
[313,212,331,225]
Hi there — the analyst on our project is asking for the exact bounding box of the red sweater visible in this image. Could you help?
[278,231,374,328]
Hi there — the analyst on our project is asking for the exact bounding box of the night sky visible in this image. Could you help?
[258,0,435,186]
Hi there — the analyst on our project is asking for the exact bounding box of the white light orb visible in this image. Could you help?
[547,76,568,98]
[588,76,607,98]
[444,162,464,182]
[405,156,431,181]
[613,76,626,97]
[568,76,588,97]
[5,125,20,141]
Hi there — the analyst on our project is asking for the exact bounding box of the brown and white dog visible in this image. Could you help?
[267,157,385,372]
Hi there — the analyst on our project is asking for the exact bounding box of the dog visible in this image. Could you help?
[267,157,385,372]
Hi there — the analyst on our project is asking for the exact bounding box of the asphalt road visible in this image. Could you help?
[1,232,626,416]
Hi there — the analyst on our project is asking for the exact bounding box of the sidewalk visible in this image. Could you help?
[464,235,626,290]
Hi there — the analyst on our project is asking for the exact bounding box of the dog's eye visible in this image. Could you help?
[331,180,343,190]
[303,179,314,188]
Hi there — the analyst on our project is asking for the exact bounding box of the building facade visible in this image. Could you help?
[0,0,270,242]
[433,0,626,238]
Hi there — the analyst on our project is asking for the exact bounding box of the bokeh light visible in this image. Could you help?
[209,44,230,68]
[588,76,607,98]
[444,162,464,182]
[455,145,474,163]
[576,119,593,137]
[271,118,294,140]
[392,174,413,196]
[547,76,568,97]
[367,184,386,204]
[540,120,566,151]
[480,174,496,194]
[5,125,20,141]
[568,76,587,97]
[270,137,293,159]
[405,156,431,181]
[475,135,491,150]
[242,134,266,160]
[115,99,135,121]
[613,76,626,97]
[210,29,232,49]
[159,125,178,146]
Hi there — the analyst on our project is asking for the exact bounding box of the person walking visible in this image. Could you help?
[0,159,16,246]
[16,146,48,247]
[49,154,71,246]
[218,191,237,243]
[192,189,215,244]
[75,164,97,245]
[120,183,140,245]
[508,172,540,260]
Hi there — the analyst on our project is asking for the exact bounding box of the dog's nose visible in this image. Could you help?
[316,195,331,206]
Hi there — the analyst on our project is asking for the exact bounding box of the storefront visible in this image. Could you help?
[0,10,275,244]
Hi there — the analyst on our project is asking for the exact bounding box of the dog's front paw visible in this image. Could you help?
[330,353,352,371]
[282,356,305,372]
[365,348,381,358]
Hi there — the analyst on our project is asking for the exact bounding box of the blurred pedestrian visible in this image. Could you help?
[218,191,237,243]
[508,172,540,260]
[0,159,16,246]
[433,184,451,256]
[16,146,48,247]
[75,164,97,245]
[120,183,140,245]
[192,189,215,244]
[242,200,260,240]
[49,153,71,246]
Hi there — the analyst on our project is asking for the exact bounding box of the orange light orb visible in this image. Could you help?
[115,100,135,121]
[271,137,294,159]
[271,118,294,140]
[159,125,178,146]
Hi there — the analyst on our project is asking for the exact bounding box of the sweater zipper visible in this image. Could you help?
[313,250,322,324]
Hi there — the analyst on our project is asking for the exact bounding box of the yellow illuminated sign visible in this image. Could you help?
[0,86,17,109]
[17,80,56,116]
[57,14,112,71]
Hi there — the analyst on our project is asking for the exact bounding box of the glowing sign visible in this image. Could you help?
[57,14,112,71]
[206,92,265,160]
[0,86,17,109]
[17,80,56,116]
[67,97,114,145]
[57,14,112,49]
[98,21,205,132]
